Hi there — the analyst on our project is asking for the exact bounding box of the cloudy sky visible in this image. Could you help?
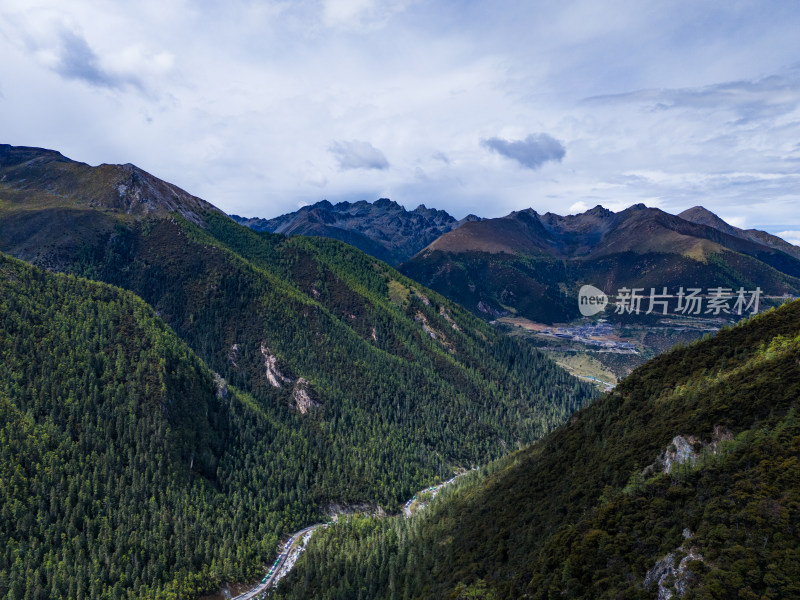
[2,1,800,240]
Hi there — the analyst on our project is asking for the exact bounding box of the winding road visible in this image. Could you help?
[232,471,474,599]
[230,524,323,600]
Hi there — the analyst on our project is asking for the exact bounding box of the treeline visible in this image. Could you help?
[0,221,594,600]
[71,211,594,507]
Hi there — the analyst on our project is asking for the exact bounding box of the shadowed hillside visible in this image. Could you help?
[401,204,800,323]
[274,299,800,599]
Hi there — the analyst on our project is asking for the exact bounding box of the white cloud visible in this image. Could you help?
[481,133,566,170]
[329,140,390,171]
[0,0,799,228]
[568,201,590,214]
[322,0,373,27]
[303,165,328,187]
[720,215,747,229]
[777,231,800,246]
[320,0,415,30]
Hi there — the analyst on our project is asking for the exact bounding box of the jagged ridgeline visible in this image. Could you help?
[400,205,800,324]
[274,300,800,600]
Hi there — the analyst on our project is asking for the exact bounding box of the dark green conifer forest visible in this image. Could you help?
[0,253,317,597]
[0,148,598,598]
[0,220,594,599]
[273,300,800,600]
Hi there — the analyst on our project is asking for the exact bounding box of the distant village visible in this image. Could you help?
[535,321,638,352]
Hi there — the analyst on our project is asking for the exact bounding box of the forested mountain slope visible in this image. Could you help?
[274,299,800,600]
[0,144,596,598]
[0,253,329,598]
[0,145,594,510]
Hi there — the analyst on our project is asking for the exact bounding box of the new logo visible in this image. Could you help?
[578,285,608,316]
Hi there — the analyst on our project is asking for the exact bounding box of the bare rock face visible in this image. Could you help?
[290,378,320,414]
[260,343,292,388]
[415,311,438,339]
[213,373,229,399]
[228,343,239,369]
[477,300,507,318]
[439,305,461,331]
[644,552,678,600]
[643,426,734,475]
[644,531,705,600]
[660,435,701,473]
[414,311,456,353]
[322,501,385,520]
[414,290,431,306]
[230,198,479,266]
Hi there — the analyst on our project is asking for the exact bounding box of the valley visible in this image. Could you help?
[497,314,727,383]
[270,296,800,600]
[0,144,594,599]
[2,144,800,600]
[228,472,472,600]
[5,3,800,599]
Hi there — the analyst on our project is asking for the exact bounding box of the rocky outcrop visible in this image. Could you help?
[414,311,456,353]
[477,300,507,318]
[322,501,386,520]
[213,373,229,399]
[290,378,320,414]
[413,289,431,306]
[415,311,438,339]
[439,306,461,331]
[228,343,239,369]
[260,343,292,388]
[644,529,705,599]
[658,435,701,474]
[644,426,733,475]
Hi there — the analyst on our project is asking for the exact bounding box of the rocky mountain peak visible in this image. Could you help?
[584,204,614,218]
[0,144,221,226]
[231,198,470,265]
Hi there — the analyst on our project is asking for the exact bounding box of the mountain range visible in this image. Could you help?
[231,198,480,265]
[0,144,594,598]
[234,197,800,325]
[678,205,800,260]
[4,142,800,600]
[401,203,800,323]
